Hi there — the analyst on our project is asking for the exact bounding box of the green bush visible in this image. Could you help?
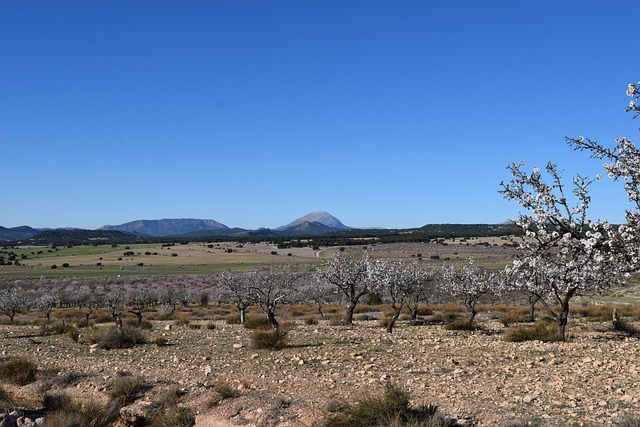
[365,292,383,305]
[0,357,37,385]
[154,337,168,347]
[504,322,559,343]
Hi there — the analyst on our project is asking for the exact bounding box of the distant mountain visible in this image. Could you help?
[0,225,40,241]
[277,211,349,230]
[277,221,337,236]
[100,218,229,237]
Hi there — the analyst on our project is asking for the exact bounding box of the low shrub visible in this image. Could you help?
[98,325,146,350]
[109,376,146,406]
[250,327,289,350]
[415,306,434,316]
[94,314,113,324]
[328,316,345,326]
[504,322,559,343]
[243,315,271,330]
[322,382,453,427]
[208,380,241,407]
[175,318,190,327]
[444,319,479,331]
[206,322,216,330]
[147,406,196,427]
[42,391,72,411]
[502,418,544,427]
[616,415,640,427]
[225,314,241,325]
[142,386,195,427]
[0,357,37,385]
[67,325,80,342]
[614,318,640,336]
[304,315,319,325]
[43,399,117,427]
[0,386,13,412]
[154,337,168,347]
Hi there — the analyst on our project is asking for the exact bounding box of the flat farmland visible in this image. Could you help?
[0,242,323,277]
[0,238,521,278]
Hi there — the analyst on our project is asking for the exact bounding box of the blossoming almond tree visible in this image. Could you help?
[318,251,371,325]
[567,81,640,271]
[441,258,496,328]
[499,162,624,341]
[369,258,424,333]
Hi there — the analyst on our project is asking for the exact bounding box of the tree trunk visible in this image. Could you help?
[528,295,538,322]
[410,305,418,321]
[129,310,142,327]
[316,302,325,319]
[557,302,569,341]
[386,307,402,334]
[239,307,246,324]
[468,308,477,328]
[114,314,123,329]
[344,302,357,325]
[267,309,280,332]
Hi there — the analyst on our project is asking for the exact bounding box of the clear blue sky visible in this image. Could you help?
[1,1,638,230]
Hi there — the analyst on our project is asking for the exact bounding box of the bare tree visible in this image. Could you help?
[407,268,437,321]
[219,270,253,324]
[127,287,155,327]
[298,272,335,319]
[104,287,125,328]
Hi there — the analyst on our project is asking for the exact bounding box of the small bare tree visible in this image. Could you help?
[219,270,253,324]
[126,287,156,327]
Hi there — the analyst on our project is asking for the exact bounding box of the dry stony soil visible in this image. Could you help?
[3,312,640,427]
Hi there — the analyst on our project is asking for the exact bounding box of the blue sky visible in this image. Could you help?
[1,1,639,230]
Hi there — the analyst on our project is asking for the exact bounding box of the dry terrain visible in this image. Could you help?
[2,309,640,427]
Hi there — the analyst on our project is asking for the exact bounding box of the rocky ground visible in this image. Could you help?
[2,313,640,427]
